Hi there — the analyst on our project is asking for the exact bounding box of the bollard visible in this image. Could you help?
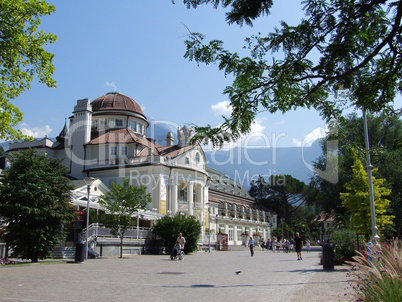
[75,240,85,263]
[322,242,335,270]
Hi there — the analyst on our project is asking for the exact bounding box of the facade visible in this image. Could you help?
[207,167,277,247]
[7,92,276,249]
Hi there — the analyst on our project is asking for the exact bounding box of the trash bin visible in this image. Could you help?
[322,242,334,270]
[75,240,86,263]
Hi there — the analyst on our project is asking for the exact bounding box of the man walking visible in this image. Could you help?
[248,236,255,257]
[294,232,303,260]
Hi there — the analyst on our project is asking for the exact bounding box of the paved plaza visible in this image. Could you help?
[0,247,353,302]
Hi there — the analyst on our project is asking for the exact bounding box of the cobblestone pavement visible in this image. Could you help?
[0,247,354,302]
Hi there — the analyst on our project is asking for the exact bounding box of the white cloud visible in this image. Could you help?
[293,126,327,147]
[20,125,53,138]
[211,101,232,116]
[105,81,118,91]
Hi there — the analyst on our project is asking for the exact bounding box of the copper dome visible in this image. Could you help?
[91,92,145,116]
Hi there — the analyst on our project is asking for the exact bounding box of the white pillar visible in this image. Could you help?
[172,181,178,215]
[188,181,193,216]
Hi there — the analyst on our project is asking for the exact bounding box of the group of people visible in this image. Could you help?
[170,233,186,260]
[248,232,307,260]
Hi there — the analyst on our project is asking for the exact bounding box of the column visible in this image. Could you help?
[172,181,178,215]
[188,181,193,216]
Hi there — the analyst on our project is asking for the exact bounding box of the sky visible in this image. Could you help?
[12,0,397,149]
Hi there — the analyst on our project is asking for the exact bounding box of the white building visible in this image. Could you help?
[8,92,276,249]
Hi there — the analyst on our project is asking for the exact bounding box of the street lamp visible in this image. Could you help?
[280,218,285,241]
[363,109,380,243]
[84,177,96,259]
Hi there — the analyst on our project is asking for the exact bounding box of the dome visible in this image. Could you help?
[91,92,145,116]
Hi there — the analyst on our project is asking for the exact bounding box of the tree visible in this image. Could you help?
[152,213,202,254]
[0,0,57,141]
[98,178,151,258]
[0,149,75,262]
[340,150,394,241]
[181,0,402,147]
[311,113,402,236]
[250,174,309,224]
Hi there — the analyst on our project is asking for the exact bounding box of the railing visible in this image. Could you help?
[82,223,153,240]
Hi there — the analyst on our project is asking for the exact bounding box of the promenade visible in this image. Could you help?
[0,247,353,302]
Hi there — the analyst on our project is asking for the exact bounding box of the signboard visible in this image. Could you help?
[73,210,85,223]
[160,176,167,215]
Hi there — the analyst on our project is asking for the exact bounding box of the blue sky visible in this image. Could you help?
[13,1,398,149]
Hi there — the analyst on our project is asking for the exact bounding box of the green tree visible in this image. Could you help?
[0,149,75,262]
[98,178,151,258]
[311,113,402,236]
[152,213,202,254]
[180,0,401,147]
[250,174,309,224]
[0,0,57,141]
[340,151,394,241]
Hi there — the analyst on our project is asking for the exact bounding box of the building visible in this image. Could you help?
[207,167,277,248]
[7,92,276,252]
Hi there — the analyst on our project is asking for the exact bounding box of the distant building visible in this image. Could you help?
[315,210,336,242]
[7,92,275,251]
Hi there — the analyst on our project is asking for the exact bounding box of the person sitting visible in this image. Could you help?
[170,241,181,259]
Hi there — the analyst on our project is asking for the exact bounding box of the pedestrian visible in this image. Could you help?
[289,238,294,252]
[266,238,271,251]
[294,232,303,260]
[176,233,186,250]
[272,237,277,253]
[285,239,290,253]
[260,238,265,251]
[248,236,255,256]
[306,238,311,253]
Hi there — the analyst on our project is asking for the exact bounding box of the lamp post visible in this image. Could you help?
[84,177,96,259]
[280,218,285,241]
[363,109,380,243]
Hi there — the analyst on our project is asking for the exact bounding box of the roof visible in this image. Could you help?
[315,210,336,222]
[206,166,251,198]
[86,128,198,159]
[91,92,145,116]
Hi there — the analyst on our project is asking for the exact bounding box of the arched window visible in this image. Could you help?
[195,153,200,164]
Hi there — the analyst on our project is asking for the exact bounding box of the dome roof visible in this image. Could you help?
[91,92,145,116]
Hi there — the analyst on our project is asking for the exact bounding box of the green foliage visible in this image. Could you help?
[250,174,309,223]
[98,178,151,258]
[152,213,202,254]
[311,113,402,237]
[330,230,365,262]
[182,0,401,147]
[347,239,402,301]
[340,150,394,241]
[0,149,75,262]
[0,0,57,141]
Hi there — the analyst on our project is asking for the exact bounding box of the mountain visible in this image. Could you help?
[204,141,322,189]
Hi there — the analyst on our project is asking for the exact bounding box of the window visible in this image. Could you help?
[138,123,143,134]
[185,157,189,164]
[130,121,137,132]
[195,153,200,164]
[237,228,243,241]
[92,120,98,130]
[179,188,187,201]
[228,225,234,241]
[115,119,123,127]
[110,146,117,155]
[121,146,128,155]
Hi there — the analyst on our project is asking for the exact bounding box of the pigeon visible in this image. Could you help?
[235,271,241,275]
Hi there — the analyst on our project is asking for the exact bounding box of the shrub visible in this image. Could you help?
[329,230,365,263]
[151,213,201,254]
[346,239,402,301]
